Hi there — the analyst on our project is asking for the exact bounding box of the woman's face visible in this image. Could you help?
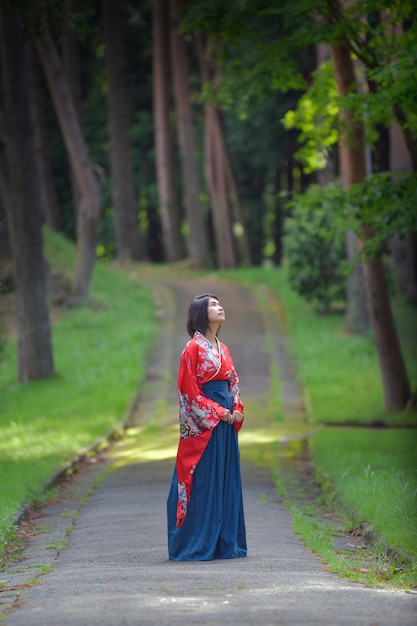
[207,298,225,325]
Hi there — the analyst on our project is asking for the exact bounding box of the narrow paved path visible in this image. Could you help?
[3,276,416,625]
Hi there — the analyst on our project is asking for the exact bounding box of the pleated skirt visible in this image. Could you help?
[167,380,247,561]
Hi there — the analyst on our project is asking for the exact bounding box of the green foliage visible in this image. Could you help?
[282,172,416,306]
[345,173,417,259]
[366,43,417,138]
[283,61,339,173]
[326,1,417,147]
[187,0,417,170]
[183,0,306,117]
[224,92,301,265]
[284,183,347,312]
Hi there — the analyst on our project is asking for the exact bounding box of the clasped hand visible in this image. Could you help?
[222,409,243,424]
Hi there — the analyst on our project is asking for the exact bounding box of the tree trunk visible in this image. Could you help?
[152,0,186,262]
[204,105,236,268]
[0,190,12,261]
[272,166,284,266]
[388,122,417,303]
[197,33,240,269]
[362,252,411,408]
[390,234,417,305]
[345,230,370,334]
[393,103,417,172]
[0,125,13,260]
[220,113,252,266]
[28,44,62,232]
[382,19,417,172]
[315,42,368,331]
[170,0,211,267]
[34,23,101,303]
[0,10,54,380]
[332,45,370,336]
[330,34,410,409]
[61,0,83,224]
[103,0,147,261]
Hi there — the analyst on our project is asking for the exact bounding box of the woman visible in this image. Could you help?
[167,293,247,561]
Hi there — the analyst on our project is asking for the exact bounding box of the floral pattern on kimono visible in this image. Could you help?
[175,331,244,527]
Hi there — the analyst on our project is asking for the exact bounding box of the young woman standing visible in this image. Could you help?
[167,293,247,560]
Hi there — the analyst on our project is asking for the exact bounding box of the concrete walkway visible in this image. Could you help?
[2,277,416,625]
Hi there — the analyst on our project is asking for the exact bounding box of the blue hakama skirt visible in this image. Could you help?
[167,380,247,561]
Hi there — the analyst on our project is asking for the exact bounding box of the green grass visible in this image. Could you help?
[219,266,417,426]
[310,428,417,556]
[0,229,156,555]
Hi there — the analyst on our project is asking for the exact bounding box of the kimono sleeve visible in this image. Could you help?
[223,345,244,432]
[178,345,226,434]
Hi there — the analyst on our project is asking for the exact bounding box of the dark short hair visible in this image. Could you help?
[186,293,218,338]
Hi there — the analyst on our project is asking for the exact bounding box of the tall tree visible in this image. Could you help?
[0,192,12,262]
[0,9,54,381]
[61,0,83,226]
[103,0,147,261]
[204,105,236,268]
[290,42,370,333]
[222,134,253,266]
[28,46,62,232]
[384,21,417,304]
[330,20,410,410]
[388,122,417,303]
[170,0,211,268]
[0,126,12,261]
[152,0,186,262]
[197,34,245,268]
[344,229,370,334]
[34,20,102,302]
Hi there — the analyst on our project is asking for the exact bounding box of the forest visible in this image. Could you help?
[0,0,416,406]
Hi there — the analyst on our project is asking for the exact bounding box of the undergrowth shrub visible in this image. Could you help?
[284,182,346,312]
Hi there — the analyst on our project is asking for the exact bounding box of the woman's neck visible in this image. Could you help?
[205,327,219,347]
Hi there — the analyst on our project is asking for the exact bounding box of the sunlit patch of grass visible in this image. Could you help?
[110,423,178,469]
[240,424,316,470]
[108,413,314,475]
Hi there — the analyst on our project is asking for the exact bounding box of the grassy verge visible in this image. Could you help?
[310,427,417,555]
[218,266,417,587]
[273,427,417,588]
[0,229,156,564]
[275,456,417,588]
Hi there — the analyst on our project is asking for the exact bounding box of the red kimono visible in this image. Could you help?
[175,331,244,527]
